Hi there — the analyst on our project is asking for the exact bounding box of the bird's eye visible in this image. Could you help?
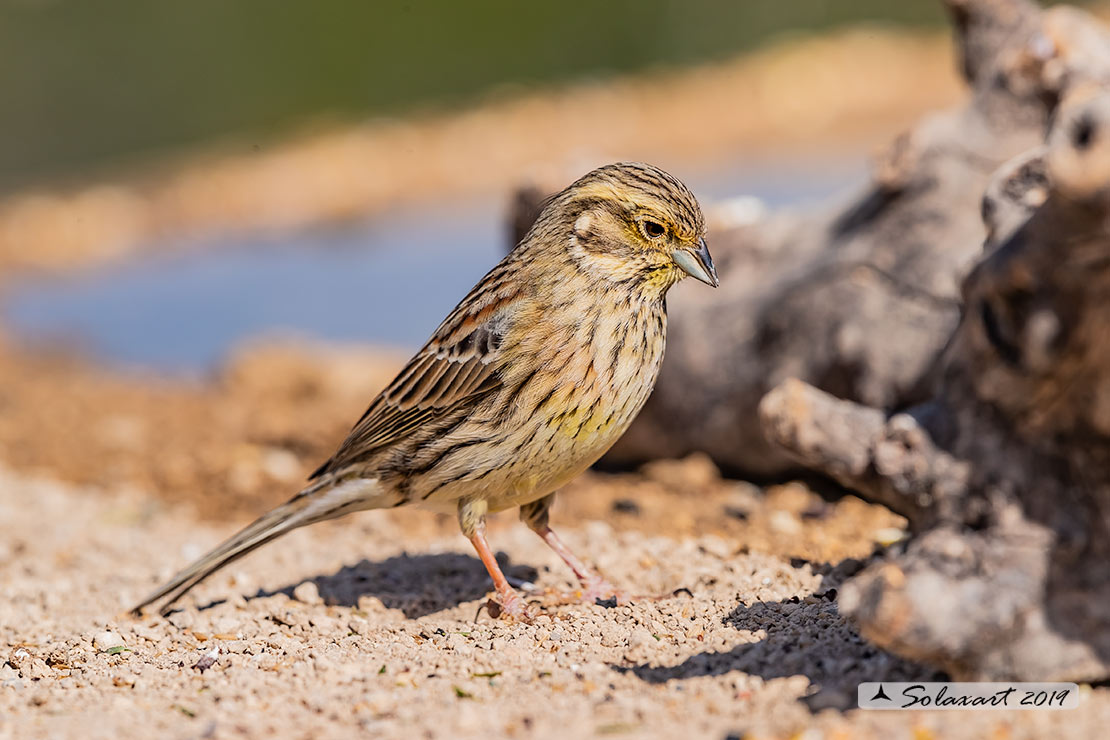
[641,220,666,239]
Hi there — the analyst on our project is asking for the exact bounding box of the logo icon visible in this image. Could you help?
[870,684,892,702]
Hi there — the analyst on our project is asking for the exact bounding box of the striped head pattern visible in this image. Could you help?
[525,162,718,296]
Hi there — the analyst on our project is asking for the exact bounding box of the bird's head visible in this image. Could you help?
[538,162,718,296]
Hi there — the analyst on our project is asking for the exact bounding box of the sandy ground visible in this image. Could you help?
[3,462,1108,740]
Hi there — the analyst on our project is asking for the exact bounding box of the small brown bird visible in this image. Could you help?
[133,162,717,620]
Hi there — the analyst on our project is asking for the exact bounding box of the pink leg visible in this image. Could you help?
[461,499,533,621]
[520,495,623,604]
[535,525,623,603]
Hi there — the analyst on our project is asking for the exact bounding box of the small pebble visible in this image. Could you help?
[192,648,219,674]
[166,610,195,630]
[723,506,749,521]
[261,448,302,481]
[7,647,32,670]
[873,527,907,546]
[292,581,322,605]
[93,631,122,651]
[769,510,802,535]
[611,498,641,515]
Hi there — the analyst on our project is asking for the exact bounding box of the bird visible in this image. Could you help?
[132,162,718,621]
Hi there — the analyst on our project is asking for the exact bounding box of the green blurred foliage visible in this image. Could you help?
[0,0,952,189]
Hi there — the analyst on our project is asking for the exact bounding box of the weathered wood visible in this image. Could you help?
[762,57,1110,680]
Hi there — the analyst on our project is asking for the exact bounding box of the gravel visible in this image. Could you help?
[1,465,1106,739]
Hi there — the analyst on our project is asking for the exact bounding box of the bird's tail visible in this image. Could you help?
[132,476,389,617]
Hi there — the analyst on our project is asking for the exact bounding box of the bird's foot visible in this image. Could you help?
[548,575,631,608]
[483,590,536,623]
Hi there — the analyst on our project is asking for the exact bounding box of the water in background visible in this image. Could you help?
[3,154,863,373]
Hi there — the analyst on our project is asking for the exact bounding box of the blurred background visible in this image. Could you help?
[1,1,945,189]
[0,0,963,372]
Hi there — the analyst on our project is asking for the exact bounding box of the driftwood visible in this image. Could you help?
[758,3,1110,680]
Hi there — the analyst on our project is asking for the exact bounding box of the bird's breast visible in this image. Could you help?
[535,299,666,450]
[408,294,667,514]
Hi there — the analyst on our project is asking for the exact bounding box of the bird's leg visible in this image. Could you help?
[520,495,624,604]
[458,498,532,622]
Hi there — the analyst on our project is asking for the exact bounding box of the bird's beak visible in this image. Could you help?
[673,238,719,287]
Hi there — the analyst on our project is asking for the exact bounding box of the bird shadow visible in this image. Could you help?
[254,551,538,619]
[615,560,944,711]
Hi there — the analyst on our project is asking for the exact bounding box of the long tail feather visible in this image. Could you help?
[133,476,385,616]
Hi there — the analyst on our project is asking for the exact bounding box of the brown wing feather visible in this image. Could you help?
[308,287,514,480]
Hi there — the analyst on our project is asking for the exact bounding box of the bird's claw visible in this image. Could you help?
[484,592,536,623]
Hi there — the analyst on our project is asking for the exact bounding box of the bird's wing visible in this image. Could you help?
[309,285,517,480]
